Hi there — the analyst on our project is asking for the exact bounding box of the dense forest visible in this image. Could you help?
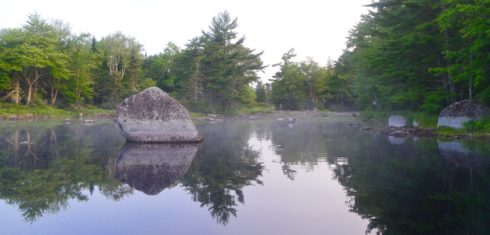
[271,0,490,113]
[0,12,264,113]
[1,0,489,114]
[344,0,490,112]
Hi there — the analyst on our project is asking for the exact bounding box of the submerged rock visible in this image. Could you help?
[115,87,202,143]
[437,100,488,129]
[388,115,407,128]
[115,143,199,195]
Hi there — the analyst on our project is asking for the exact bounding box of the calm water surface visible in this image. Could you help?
[0,117,489,234]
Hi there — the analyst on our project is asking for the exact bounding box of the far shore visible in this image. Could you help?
[2,109,489,140]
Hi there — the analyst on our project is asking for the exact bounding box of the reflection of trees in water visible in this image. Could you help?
[182,122,264,225]
[326,133,490,234]
[258,120,354,180]
[0,121,265,225]
[0,122,130,222]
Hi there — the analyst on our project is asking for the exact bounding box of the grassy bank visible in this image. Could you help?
[360,110,438,128]
[230,103,275,116]
[190,103,275,119]
[0,101,275,121]
[436,117,490,137]
[0,103,114,120]
[360,110,490,137]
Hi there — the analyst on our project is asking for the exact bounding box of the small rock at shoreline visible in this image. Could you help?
[388,115,407,128]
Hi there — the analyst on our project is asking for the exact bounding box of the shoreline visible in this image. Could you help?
[3,109,489,140]
[0,107,115,121]
[358,111,490,140]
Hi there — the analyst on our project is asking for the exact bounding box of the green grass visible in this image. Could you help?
[74,107,114,117]
[188,103,274,119]
[435,126,467,137]
[409,112,438,128]
[360,109,490,137]
[462,117,490,133]
[189,112,207,119]
[0,102,114,119]
[230,103,275,116]
[360,110,438,128]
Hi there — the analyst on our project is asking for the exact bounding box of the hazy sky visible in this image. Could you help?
[1,0,372,80]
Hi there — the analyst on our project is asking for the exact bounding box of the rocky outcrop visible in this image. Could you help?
[382,126,435,137]
[115,87,202,143]
[115,143,199,195]
[437,100,488,129]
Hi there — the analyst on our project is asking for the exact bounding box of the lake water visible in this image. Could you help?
[0,116,489,234]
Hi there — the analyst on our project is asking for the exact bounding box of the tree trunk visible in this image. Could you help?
[26,81,33,106]
[10,79,22,105]
[469,51,473,101]
[25,69,41,106]
[76,70,82,107]
[469,77,473,101]
[50,87,58,105]
[442,30,456,102]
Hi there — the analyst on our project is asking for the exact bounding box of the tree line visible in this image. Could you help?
[3,1,488,114]
[339,0,490,112]
[270,0,490,113]
[0,12,264,113]
[269,49,352,110]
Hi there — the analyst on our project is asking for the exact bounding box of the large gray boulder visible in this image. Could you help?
[115,87,202,143]
[437,100,488,129]
[115,143,198,195]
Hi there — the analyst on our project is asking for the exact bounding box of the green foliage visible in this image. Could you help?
[231,103,274,116]
[0,102,113,119]
[436,126,466,136]
[198,12,265,112]
[340,0,490,113]
[360,110,438,128]
[141,12,265,114]
[143,42,181,93]
[271,49,349,110]
[254,81,268,103]
[410,112,438,128]
[94,32,145,107]
[463,117,490,133]
[0,102,71,117]
[0,14,158,111]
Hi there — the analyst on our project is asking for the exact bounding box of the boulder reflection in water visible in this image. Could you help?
[115,143,199,195]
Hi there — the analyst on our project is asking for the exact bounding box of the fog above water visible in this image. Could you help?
[0,115,489,234]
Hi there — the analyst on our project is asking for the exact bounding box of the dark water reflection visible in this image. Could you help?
[115,143,199,195]
[0,119,489,234]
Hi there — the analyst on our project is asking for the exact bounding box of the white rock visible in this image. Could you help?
[437,116,472,129]
[388,115,407,127]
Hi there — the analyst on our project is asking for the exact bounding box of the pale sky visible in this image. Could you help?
[1,0,372,81]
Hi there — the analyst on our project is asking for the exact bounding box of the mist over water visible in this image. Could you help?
[0,118,489,234]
